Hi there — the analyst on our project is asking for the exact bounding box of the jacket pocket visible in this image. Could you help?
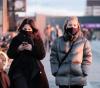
[57,63,70,76]
[71,63,83,76]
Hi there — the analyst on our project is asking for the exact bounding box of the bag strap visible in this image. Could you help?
[58,41,75,68]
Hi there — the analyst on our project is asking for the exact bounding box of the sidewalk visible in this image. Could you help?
[84,83,93,88]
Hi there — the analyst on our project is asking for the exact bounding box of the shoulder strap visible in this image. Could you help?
[59,41,75,67]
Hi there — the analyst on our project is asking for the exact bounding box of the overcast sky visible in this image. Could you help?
[18,0,87,16]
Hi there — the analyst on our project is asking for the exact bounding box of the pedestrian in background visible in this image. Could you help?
[55,24,63,37]
[0,57,10,88]
[44,24,52,52]
[50,16,92,88]
[7,18,49,88]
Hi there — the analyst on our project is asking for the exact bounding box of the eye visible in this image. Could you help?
[28,29,31,30]
[67,24,72,28]
[73,24,78,28]
[22,28,26,30]
[74,24,77,26]
[27,28,32,31]
[23,24,33,32]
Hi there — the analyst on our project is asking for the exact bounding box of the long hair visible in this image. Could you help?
[18,18,38,33]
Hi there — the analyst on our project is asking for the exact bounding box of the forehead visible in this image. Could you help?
[24,24,31,28]
[23,24,33,31]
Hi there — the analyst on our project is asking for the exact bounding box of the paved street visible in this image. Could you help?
[42,40,100,88]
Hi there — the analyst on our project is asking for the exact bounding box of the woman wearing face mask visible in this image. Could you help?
[50,16,92,88]
[7,18,49,88]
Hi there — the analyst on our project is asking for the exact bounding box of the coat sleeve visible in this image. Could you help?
[50,39,59,76]
[33,32,46,60]
[81,39,92,76]
[7,37,19,59]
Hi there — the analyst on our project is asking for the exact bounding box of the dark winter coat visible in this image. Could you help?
[7,32,49,88]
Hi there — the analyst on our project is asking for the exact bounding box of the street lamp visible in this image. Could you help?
[8,0,26,31]
[14,0,25,11]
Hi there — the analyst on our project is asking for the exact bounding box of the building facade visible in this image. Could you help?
[0,0,3,34]
[86,0,100,16]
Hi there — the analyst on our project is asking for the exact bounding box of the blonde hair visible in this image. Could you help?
[67,16,79,22]
[64,16,81,31]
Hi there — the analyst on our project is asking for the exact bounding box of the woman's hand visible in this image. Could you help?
[24,44,32,51]
[18,43,26,51]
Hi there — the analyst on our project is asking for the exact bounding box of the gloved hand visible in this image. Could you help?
[18,44,25,51]
[24,44,32,51]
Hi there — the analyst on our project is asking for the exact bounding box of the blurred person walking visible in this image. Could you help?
[50,27,57,47]
[82,28,92,41]
[7,18,49,88]
[50,16,92,88]
[0,56,10,88]
[55,25,63,37]
[44,24,52,52]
